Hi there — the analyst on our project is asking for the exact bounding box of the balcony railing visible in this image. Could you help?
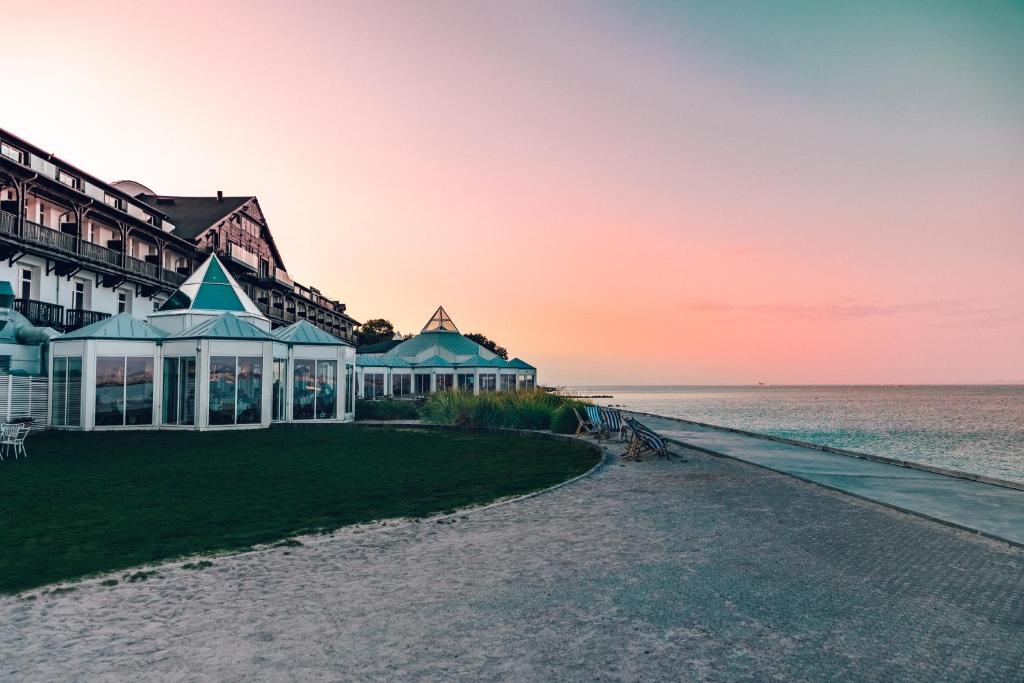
[123,255,159,280]
[0,211,189,289]
[13,299,65,328]
[80,239,123,268]
[0,211,17,236]
[22,219,77,254]
[65,308,111,331]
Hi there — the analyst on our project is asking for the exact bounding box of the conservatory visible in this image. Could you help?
[356,306,537,398]
[48,254,355,431]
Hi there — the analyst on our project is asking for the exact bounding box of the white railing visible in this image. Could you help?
[0,373,49,430]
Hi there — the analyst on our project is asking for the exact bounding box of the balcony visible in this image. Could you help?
[13,299,64,328]
[123,255,159,280]
[21,219,77,254]
[80,239,123,268]
[65,308,111,331]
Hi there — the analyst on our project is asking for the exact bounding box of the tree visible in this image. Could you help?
[356,318,396,346]
[465,332,509,360]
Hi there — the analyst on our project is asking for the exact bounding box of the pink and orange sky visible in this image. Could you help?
[4,1,1022,384]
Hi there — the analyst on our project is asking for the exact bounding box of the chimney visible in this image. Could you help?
[216,190,223,202]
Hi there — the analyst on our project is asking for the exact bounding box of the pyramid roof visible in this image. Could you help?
[59,313,168,341]
[421,305,459,333]
[170,312,274,341]
[157,254,264,316]
[273,319,350,346]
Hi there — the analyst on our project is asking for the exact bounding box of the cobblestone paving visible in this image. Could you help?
[2,445,1022,681]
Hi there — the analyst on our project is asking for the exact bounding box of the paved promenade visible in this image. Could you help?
[3,441,1022,681]
[632,413,1024,547]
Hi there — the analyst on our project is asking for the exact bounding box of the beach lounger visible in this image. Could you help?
[585,405,608,438]
[573,407,600,437]
[623,417,673,460]
[599,407,628,441]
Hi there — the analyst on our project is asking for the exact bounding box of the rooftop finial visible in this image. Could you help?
[421,305,458,333]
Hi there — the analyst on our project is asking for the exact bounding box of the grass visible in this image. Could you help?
[420,389,590,433]
[0,426,597,594]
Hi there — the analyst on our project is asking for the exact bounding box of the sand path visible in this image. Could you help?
[2,443,1022,681]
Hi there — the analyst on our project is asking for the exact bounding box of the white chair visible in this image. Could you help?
[0,424,7,461]
[0,423,28,460]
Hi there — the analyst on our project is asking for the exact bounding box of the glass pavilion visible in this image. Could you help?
[48,254,355,430]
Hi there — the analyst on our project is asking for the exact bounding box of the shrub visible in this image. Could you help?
[355,399,420,421]
[550,404,581,434]
[420,389,589,432]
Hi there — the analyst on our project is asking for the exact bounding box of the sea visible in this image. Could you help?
[565,385,1024,484]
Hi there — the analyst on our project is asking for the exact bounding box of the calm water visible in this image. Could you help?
[566,385,1024,483]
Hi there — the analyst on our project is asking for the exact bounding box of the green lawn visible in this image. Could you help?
[0,426,598,594]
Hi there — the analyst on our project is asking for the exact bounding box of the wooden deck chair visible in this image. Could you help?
[573,407,600,437]
[585,405,607,438]
[635,423,671,459]
[600,408,628,441]
[622,417,645,460]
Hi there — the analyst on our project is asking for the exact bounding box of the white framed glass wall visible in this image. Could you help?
[162,356,196,426]
[345,363,354,414]
[95,356,155,426]
[435,373,454,391]
[500,374,517,392]
[209,355,263,426]
[272,359,287,421]
[363,371,386,399]
[293,358,338,420]
[457,372,475,393]
[51,356,82,427]
[392,372,412,397]
[478,373,497,393]
[414,373,431,395]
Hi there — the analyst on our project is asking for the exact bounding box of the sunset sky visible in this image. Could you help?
[3,1,1022,384]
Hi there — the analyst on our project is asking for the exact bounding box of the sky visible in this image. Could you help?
[3,1,1022,385]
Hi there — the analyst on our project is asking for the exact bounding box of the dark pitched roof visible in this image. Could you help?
[356,338,404,354]
[135,195,252,240]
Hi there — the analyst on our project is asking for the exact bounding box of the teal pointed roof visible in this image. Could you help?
[59,313,168,341]
[158,254,264,316]
[507,358,535,369]
[391,331,481,357]
[273,319,350,346]
[171,312,274,341]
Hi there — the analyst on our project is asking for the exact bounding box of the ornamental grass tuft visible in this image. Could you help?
[420,389,589,432]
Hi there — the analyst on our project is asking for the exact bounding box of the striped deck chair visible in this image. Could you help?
[622,417,673,460]
[599,407,628,441]
[573,407,600,437]
[585,405,608,438]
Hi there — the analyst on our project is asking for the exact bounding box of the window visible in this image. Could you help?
[272,359,286,421]
[209,356,262,426]
[72,281,86,311]
[51,356,83,427]
[345,363,354,414]
[479,374,497,392]
[1,141,25,164]
[520,374,535,390]
[207,356,262,423]
[414,373,432,394]
[103,193,124,210]
[117,290,130,314]
[57,170,81,190]
[95,356,154,427]
[436,373,454,391]
[20,268,32,301]
[457,373,475,393]
[500,374,517,392]
[162,357,196,426]
[315,360,338,419]
[392,373,411,397]
[362,372,386,400]
[37,202,46,227]
[87,222,96,243]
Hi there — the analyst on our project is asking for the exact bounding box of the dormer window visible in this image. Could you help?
[57,169,81,190]
[103,193,125,211]
[0,142,25,164]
